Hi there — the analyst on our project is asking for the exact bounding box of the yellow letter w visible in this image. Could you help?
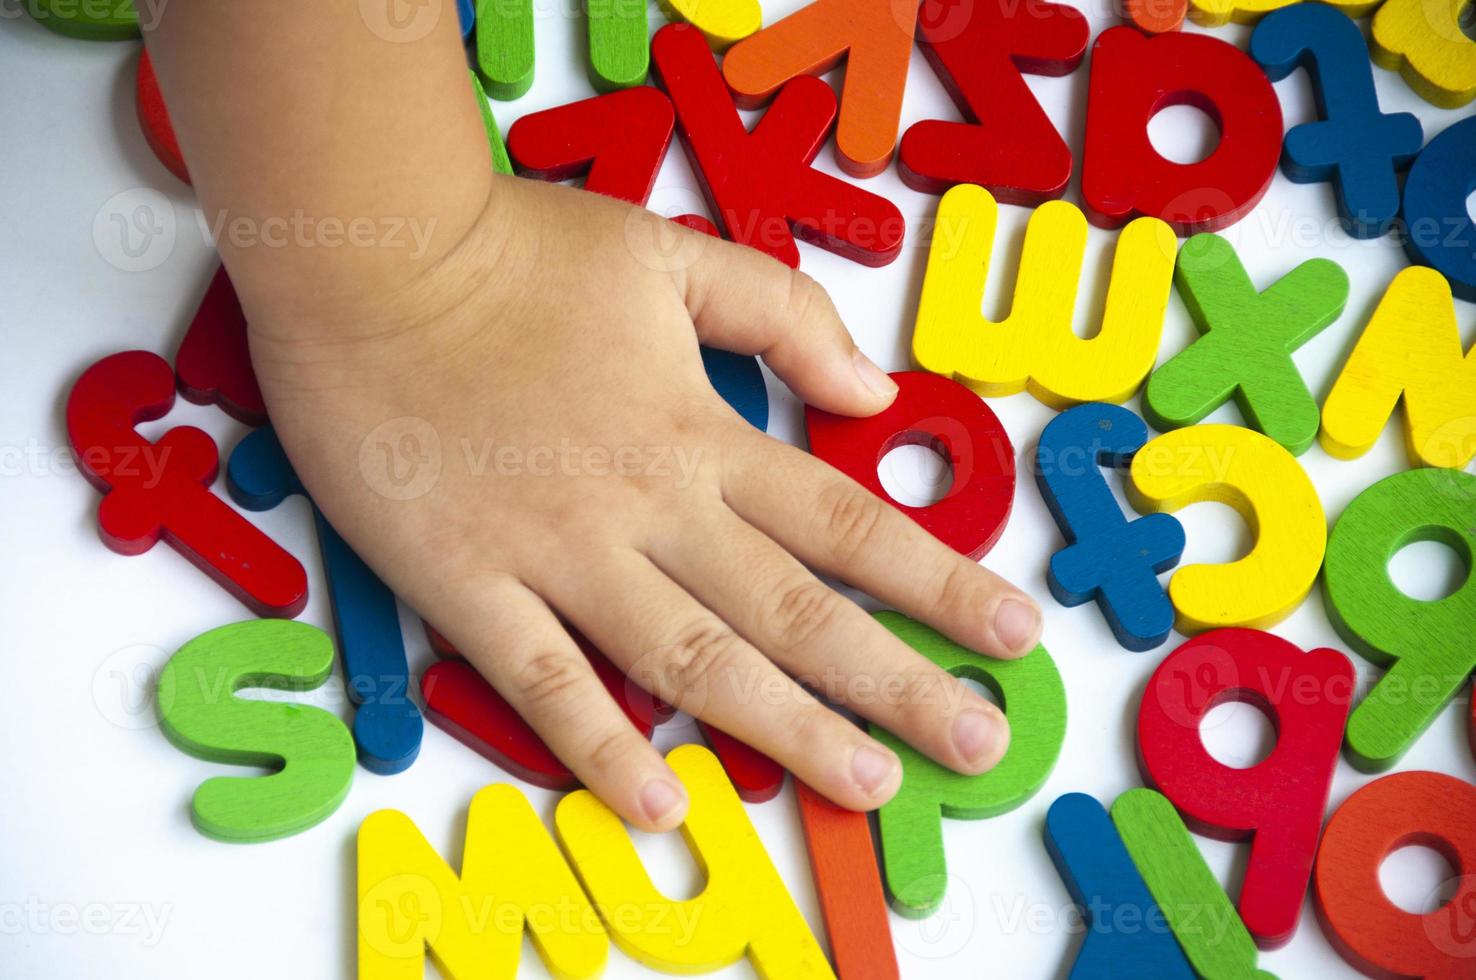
[914,183,1177,408]
[357,784,607,979]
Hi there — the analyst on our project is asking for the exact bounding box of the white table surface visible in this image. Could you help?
[3,3,1474,977]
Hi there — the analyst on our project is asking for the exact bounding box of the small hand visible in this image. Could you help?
[248,178,1042,831]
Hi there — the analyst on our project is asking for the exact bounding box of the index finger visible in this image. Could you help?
[722,433,1042,659]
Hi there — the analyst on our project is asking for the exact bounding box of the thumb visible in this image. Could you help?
[674,231,898,416]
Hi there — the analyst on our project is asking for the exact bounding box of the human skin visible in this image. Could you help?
[142,0,1042,831]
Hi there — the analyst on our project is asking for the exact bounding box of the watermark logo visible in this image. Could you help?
[0,898,172,946]
[1152,641,1240,730]
[894,876,976,960]
[359,416,443,501]
[361,874,442,958]
[93,643,170,731]
[94,188,175,273]
[360,0,441,41]
[623,207,713,274]
[1424,875,1476,960]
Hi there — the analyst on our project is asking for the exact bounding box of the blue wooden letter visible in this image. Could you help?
[1044,793,1194,980]
[1250,5,1423,239]
[1402,116,1476,301]
[1035,403,1183,651]
[227,426,422,775]
[702,347,768,430]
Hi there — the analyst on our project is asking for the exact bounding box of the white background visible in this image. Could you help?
[3,2,1474,977]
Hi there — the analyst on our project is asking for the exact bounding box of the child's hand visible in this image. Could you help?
[143,0,1040,832]
[247,178,1042,830]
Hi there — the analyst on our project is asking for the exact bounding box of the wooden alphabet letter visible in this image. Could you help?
[914,184,1177,407]
[556,744,834,976]
[1129,425,1326,633]
[1036,403,1185,651]
[1082,27,1282,234]
[1044,793,1194,978]
[1137,629,1354,947]
[806,370,1016,560]
[721,0,916,176]
[1315,771,1476,977]
[158,620,355,842]
[67,351,306,617]
[1320,266,1476,469]
[870,612,1065,917]
[898,0,1087,203]
[652,23,905,268]
[1324,468,1476,771]
[358,784,607,978]
[1145,233,1348,455]
[1250,5,1424,238]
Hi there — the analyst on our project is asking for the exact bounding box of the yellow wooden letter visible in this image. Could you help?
[1372,0,1476,108]
[357,784,607,980]
[1128,425,1326,634]
[1321,267,1476,469]
[913,183,1177,408]
[1186,0,1381,28]
[657,0,761,51]
[555,744,835,978]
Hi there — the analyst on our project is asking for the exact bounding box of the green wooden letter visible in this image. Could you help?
[1145,233,1347,455]
[157,620,356,843]
[1325,468,1476,771]
[870,611,1066,918]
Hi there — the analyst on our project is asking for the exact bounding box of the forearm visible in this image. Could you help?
[143,0,493,325]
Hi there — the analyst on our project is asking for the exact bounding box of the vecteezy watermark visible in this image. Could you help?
[93,643,171,731]
[623,195,716,275]
[893,875,978,960]
[0,898,173,946]
[2,0,169,30]
[0,438,83,479]
[616,641,980,720]
[358,877,698,958]
[102,642,417,730]
[358,0,442,42]
[355,419,708,501]
[358,417,444,501]
[459,438,705,486]
[895,888,1239,962]
[73,443,173,488]
[984,892,1235,943]
[1424,874,1476,959]
[92,192,439,273]
[199,209,438,258]
[1141,639,1475,732]
[94,188,176,273]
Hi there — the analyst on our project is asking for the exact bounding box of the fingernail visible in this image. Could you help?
[952,708,1003,768]
[851,744,898,796]
[640,779,687,825]
[994,598,1041,654]
[852,349,898,399]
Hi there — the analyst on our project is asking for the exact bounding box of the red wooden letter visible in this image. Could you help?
[805,370,1015,560]
[421,621,785,800]
[1137,628,1354,948]
[650,23,904,269]
[175,265,268,426]
[505,90,748,257]
[66,351,306,617]
[1315,771,1476,979]
[697,722,785,802]
[797,780,898,979]
[899,0,1088,203]
[1082,26,1282,234]
[506,87,676,205]
[420,638,660,789]
[136,50,188,184]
